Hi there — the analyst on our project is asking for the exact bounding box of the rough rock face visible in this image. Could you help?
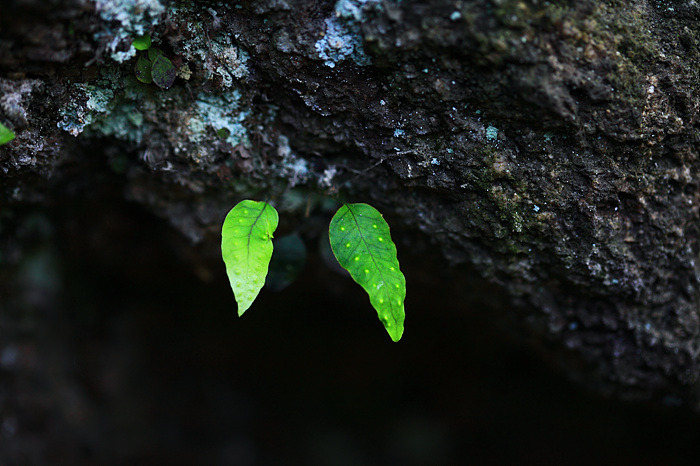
[3,0,700,407]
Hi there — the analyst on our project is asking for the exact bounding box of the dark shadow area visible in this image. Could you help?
[2,165,700,465]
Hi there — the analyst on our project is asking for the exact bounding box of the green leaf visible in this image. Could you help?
[147,47,162,62]
[151,50,176,89]
[329,203,406,342]
[0,123,15,145]
[134,54,153,83]
[132,34,152,51]
[221,200,279,316]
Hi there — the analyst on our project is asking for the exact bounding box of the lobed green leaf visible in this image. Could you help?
[329,203,406,342]
[221,200,279,316]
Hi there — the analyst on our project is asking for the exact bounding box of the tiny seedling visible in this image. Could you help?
[221,200,406,341]
[132,34,176,89]
[0,123,15,145]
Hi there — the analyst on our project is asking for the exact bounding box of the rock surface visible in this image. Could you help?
[3,0,700,413]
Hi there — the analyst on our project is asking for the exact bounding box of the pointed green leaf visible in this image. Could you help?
[0,123,15,145]
[329,203,406,342]
[221,200,279,316]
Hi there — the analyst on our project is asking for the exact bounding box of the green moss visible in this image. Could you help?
[489,185,524,234]
[482,0,657,115]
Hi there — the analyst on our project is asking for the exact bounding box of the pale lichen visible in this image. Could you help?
[91,0,165,62]
[486,125,499,142]
[315,0,381,68]
[168,2,249,87]
[189,91,249,147]
[276,135,310,187]
[57,84,115,137]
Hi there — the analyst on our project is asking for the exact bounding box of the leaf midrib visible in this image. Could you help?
[245,202,269,274]
[345,204,400,329]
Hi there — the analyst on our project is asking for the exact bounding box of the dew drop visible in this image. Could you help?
[364,269,369,273]
[345,242,351,248]
[378,237,384,242]
[354,256,360,261]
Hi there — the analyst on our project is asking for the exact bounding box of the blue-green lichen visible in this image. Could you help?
[57,68,253,153]
[89,101,147,143]
[276,135,310,187]
[92,0,165,62]
[189,91,249,147]
[208,36,250,87]
[57,84,115,136]
[486,125,499,141]
[315,0,380,68]
[58,78,154,144]
[167,2,249,86]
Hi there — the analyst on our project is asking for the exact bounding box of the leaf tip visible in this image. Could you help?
[236,295,255,316]
[388,325,404,342]
[381,315,404,342]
